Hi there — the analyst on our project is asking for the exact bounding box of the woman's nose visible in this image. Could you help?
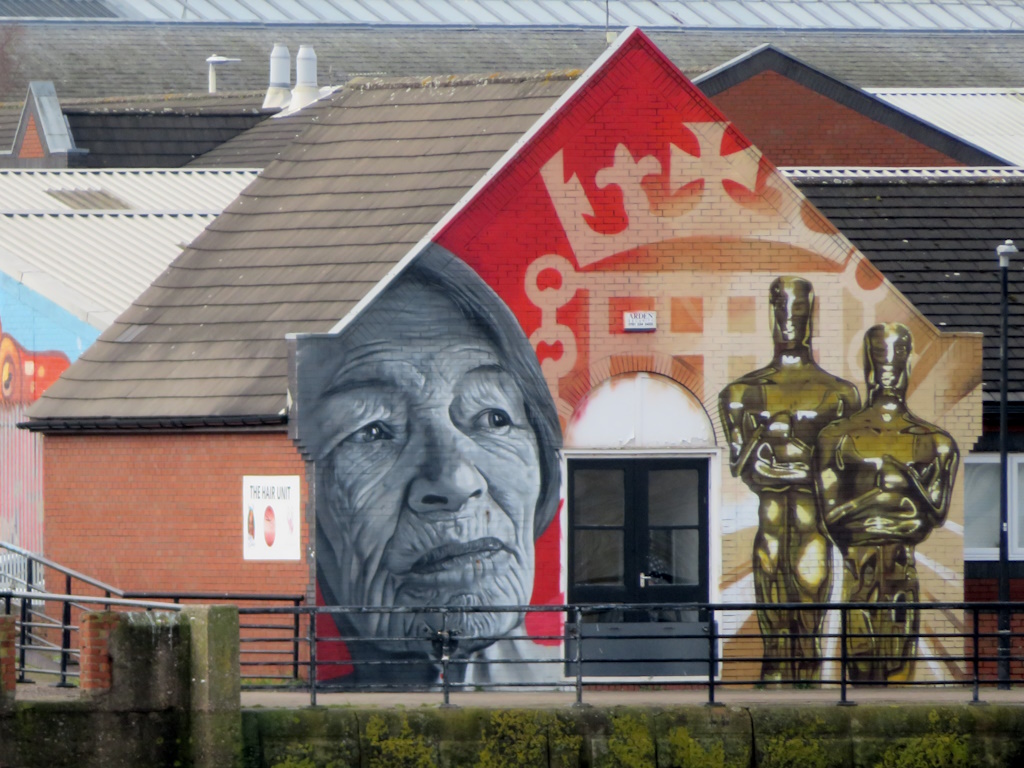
[407,421,486,514]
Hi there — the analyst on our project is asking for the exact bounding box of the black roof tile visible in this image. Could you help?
[798,174,1024,401]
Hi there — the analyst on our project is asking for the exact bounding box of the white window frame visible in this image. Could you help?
[964,453,1024,561]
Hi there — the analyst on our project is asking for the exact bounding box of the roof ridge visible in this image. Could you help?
[346,70,583,91]
[59,90,266,105]
[784,167,1024,180]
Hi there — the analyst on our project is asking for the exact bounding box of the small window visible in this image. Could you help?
[964,454,1024,561]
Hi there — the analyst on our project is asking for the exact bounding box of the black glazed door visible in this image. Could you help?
[568,457,709,619]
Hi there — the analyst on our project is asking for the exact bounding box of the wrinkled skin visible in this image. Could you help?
[315,281,541,666]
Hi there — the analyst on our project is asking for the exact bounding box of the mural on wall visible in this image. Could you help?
[291,30,979,685]
[0,316,69,404]
[816,323,959,682]
[718,283,961,683]
[718,277,861,683]
[0,286,78,551]
[293,245,562,686]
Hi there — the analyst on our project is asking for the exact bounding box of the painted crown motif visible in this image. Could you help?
[540,121,849,269]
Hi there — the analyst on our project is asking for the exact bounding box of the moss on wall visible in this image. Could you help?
[241,704,1024,768]
[6,700,1024,767]
[0,703,189,767]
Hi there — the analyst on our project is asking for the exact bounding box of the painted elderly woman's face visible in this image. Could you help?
[316,280,541,646]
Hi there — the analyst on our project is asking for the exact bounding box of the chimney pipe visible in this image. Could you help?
[263,43,291,110]
[289,45,319,112]
[206,54,240,94]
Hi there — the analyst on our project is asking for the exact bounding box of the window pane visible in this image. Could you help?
[573,469,625,526]
[965,462,999,549]
[648,469,699,526]
[1017,463,1024,552]
[648,529,699,586]
[574,530,623,585]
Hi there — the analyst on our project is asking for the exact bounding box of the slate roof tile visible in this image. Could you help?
[4,25,1024,102]
[798,174,1024,402]
[27,74,573,427]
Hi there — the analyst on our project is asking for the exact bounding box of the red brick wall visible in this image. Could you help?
[79,612,118,690]
[0,615,15,694]
[965,578,1024,601]
[44,432,309,596]
[709,71,964,167]
[19,114,44,159]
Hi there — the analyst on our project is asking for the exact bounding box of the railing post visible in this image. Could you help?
[972,607,982,704]
[707,606,720,707]
[439,610,454,708]
[292,599,301,680]
[17,558,32,683]
[308,609,317,707]
[56,574,73,687]
[838,605,854,706]
[573,606,586,707]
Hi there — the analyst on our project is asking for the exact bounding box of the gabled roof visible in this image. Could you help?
[0,169,257,328]
[23,28,1005,432]
[868,88,1024,166]
[696,44,1008,166]
[25,73,576,428]
[1,25,1024,102]
[793,168,1024,404]
[0,89,271,168]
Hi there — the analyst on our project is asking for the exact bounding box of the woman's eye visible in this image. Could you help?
[475,409,512,430]
[346,421,393,443]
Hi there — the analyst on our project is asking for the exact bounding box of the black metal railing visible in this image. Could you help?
[1,541,123,686]
[234,600,1024,707]
[0,541,304,686]
[4,580,1024,707]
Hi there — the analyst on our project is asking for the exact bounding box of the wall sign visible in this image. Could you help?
[624,310,657,331]
[243,476,300,561]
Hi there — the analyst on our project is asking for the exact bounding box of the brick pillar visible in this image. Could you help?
[0,614,16,705]
[80,611,119,691]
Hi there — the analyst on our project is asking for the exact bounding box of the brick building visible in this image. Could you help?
[22,29,986,685]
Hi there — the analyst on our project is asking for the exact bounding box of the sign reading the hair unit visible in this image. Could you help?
[243,476,301,561]
[623,311,657,331]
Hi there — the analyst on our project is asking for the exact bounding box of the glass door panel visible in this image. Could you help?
[574,530,624,585]
[568,458,708,610]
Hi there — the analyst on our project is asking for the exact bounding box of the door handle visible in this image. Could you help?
[639,572,652,588]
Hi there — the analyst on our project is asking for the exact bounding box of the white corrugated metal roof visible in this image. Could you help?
[867,89,1024,165]
[83,0,1024,30]
[0,169,258,213]
[0,211,219,329]
[0,169,255,330]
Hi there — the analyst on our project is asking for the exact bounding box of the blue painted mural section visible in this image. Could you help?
[0,271,98,360]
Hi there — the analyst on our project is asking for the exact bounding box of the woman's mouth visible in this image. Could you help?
[410,537,507,574]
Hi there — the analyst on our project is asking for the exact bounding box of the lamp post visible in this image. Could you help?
[998,238,1017,689]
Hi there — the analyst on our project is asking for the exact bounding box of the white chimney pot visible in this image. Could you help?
[263,43,291,109]
[289,45,320,112]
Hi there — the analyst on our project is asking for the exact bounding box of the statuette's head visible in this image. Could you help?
[769,276,814,350]
[864,322,912,394]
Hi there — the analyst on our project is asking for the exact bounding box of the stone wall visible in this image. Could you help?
[244,704,1024,768]
[0,605,240,768]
